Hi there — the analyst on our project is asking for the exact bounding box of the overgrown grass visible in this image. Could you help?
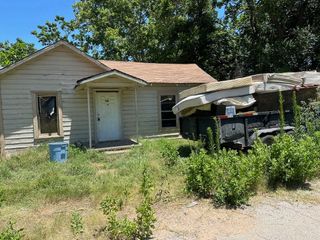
[0,139,192,209]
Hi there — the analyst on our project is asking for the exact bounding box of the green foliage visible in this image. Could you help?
[32,0,320,80]
[0,188,4,208]
[279,90,285,135]
[213,117,220,151]
[101,167,156,240]
[206,127,215,155]
[211,149,264,206]
[159,140,179,167]
[135,168,156,239]
[267,134,320,187]
[70,211,84,236]
[292,91,302,136]
[0,221,23,240]
[223,0,320,76]
[101,198,122,217]
[186,145,265,206]
[32,0,237,80]
[300,101,320,134]
[186,149,214,198]
[0,39,35,67]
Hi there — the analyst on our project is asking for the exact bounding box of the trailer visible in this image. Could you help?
[175,72,320,148]
[180,110,294,148]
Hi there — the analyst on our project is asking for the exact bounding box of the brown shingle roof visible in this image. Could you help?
[99,60,217,84]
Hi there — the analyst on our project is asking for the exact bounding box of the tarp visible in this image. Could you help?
[173,86,256,115]
[213,95,256,109]
[173,71,320,116]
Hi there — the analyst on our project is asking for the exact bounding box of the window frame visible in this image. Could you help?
[32,91,64,139]
[159,94,178,129]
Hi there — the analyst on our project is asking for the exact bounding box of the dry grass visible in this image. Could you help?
[0,138,193,239]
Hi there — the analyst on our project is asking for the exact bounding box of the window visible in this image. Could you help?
[32,92,63,139]
[160,95,177,128]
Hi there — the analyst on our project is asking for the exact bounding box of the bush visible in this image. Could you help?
[211,149,264,206]
[186,149,214,198]
[267,134,320,187]
[159,140,179,167]
[186,147,264,206]
[300,101,320,134]
[0,221,24,240]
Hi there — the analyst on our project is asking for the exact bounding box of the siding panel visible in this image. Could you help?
[1,45,103,150]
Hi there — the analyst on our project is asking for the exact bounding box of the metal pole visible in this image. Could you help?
[87,87,92,148]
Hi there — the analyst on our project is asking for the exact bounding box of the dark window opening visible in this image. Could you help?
[160,95,176,128]
[38,95,58,134]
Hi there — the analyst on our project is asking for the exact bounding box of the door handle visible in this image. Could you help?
[97,113,101,121]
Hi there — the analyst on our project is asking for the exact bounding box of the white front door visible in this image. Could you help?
[95,91,121,141]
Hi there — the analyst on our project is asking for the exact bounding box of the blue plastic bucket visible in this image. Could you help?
[48,142,68,162]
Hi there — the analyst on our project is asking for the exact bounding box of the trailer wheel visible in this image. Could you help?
[261,135,274,146]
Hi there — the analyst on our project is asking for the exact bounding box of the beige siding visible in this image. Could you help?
[0,45,196,152]
[121,86,189,138]
[0,45,103,150]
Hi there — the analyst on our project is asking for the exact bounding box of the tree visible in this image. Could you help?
[32,0,238,80]
[0,39,36,67]
[222,0,320,75]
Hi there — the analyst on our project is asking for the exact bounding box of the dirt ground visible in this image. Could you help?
[154,181,320,240]
[2,181,320,239]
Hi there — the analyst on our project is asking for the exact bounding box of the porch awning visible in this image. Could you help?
[74,69,148,89]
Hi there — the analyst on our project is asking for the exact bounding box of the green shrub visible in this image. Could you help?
[211,149,263,206]
[159,140,179,167]
[70,211,84,236]
[186,149,214,198]
[0,221,24,240]
[267,134,320,187]
[186,144,266,206]
[300,101,320,134]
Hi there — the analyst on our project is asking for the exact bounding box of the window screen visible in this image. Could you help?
[160,95,177,128]
[38,95,58,134]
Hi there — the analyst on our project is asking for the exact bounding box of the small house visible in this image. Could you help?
[0,41,216,154]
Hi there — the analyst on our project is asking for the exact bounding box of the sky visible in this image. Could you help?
[0,0,76,49]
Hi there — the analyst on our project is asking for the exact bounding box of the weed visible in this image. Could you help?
[0,221,24,240]
[0,188,4,208]
[159,140,179,167]
[70,211,84,237]
[279,90,285,135]
[101,167,156,240]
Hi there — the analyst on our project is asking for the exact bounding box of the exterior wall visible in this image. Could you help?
[121,86,189,138]
[0,45,103,151]
[87,84,192,142]
[0,45,198,152]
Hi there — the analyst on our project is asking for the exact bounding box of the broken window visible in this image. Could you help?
[33,92,63,139]
[38,95,58,134]
[160,95,177,128]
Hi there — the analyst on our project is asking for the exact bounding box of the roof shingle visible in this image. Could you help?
[99,60,217,84]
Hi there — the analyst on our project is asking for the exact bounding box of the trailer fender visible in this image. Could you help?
[249,126,295,143]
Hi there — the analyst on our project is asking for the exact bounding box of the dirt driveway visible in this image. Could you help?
[154,181,320,240]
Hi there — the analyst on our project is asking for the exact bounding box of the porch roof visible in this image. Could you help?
[74,69,148,89]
